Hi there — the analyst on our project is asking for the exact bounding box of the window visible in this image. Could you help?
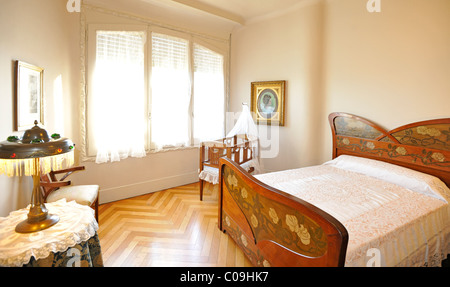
[90,30,147,163]
[193,43,225,144]
[151,33,190,149]
[85,26,227,163]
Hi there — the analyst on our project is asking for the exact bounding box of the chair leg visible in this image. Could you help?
[199,179,204,201]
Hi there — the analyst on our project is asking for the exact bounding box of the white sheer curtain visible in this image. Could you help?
[91,31,147,163]
[88,30,227,161]
[193,44,225,144]
[151,33,190,149]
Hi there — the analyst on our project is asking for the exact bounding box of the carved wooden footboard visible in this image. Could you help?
[218,157,348,267]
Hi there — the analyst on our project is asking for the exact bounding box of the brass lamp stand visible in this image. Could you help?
[0,121,74,233]
[14,158,60,233]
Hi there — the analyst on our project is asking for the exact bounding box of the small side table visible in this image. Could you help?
[0,199,103,267]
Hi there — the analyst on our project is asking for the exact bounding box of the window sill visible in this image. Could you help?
[81,145,199,163]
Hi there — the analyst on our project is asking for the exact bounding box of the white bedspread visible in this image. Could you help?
[254,156,450,267]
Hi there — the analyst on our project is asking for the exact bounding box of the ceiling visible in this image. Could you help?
[161,0,305,24]
[85,0,306,25]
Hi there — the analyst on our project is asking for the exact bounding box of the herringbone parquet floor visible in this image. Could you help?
[98,182,252,267]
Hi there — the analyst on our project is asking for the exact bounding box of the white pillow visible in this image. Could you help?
[324,155,449,202]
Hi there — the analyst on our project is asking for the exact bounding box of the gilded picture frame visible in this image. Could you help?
[251,80,285,126]
[14,61,44,131]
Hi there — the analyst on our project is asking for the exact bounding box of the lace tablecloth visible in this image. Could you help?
[0,199,99,267]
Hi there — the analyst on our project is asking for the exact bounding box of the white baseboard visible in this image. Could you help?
[99,171,199,204]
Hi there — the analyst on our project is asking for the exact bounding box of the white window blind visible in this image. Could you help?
[193,43,225,143]
[90,31,147,163]
[85,25,228,163]
[151,33,190,149]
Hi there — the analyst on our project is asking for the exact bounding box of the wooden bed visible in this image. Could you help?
[218,112,450,267]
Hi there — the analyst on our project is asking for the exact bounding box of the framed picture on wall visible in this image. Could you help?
[14,60,44,131]
[250,80,286,126]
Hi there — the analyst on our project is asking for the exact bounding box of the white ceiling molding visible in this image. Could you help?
[171,0,245,25]
[86,0,310,26]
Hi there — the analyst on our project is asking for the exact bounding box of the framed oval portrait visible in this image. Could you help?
[257,88,278,118]
[251,80,285,126]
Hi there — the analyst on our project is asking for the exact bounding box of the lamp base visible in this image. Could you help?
[15,214,59,233]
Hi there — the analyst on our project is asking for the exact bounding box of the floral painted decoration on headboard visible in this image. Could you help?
[330,113,450,170]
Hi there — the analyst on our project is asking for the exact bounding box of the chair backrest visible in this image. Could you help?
[40,173,54,200]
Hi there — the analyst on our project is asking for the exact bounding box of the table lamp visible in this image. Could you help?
[0,121,74,233]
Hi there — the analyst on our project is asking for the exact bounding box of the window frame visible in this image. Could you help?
[149,27,192,150]
[86,24,149,158]
[192,41,227,145]
[84,24,228,160]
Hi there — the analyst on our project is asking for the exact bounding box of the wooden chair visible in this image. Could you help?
[199,134,256,200]
[40,166,99,222]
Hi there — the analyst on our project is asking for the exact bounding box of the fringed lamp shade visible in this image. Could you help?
[0,121,75,233]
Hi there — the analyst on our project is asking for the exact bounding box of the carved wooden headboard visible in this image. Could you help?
[328,112,450,187]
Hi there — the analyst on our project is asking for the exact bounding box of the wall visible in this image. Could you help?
[320,0,450,162]
[229,0,450,172]
[230,0,326,172]
[0,0,80,216]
